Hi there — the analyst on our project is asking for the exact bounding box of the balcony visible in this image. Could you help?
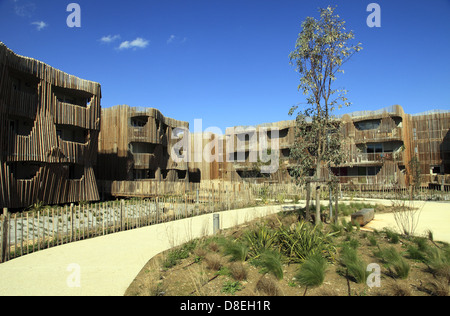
[54,100,99,130]
[9,89,38,119]
[354,127,403,143]
[337,175,384,185]
[344,152,404,165]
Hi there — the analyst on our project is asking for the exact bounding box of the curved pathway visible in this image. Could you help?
[0,205,282,296]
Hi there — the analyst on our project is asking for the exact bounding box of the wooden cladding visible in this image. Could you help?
[97,105,190,195]
[0,42,101,209]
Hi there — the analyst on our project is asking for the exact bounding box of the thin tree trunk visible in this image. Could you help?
[334,185,339,224]
[315,164,322,226]
[305,182,311,221]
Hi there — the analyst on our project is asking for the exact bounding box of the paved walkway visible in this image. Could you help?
[0,200,448,296]
[0,205,282,296]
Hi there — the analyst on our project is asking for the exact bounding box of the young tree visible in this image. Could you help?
[289,6,362,225]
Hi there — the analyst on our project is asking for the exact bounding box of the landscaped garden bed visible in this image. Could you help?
[125,203,450,296]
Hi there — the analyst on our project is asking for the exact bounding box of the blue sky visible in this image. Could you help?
[1,0,449,132]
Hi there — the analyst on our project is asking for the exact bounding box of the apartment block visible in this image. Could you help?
[96,105,191,197]
[0,42,101,208]
[223,105,449,189]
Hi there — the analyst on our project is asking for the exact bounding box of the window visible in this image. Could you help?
[9,162,42,180]
[281,148,291,158]
[53,86,92,107]
[357,166,381,176]
[431,166,441,174]
[131,116,148,127]
[68,164,84,180]
[12,77,21,91]
[56,125,88,143]
[129,142,157,154]
[133,169,155,180]
[177,170,186,179]
[366,143,382,154]
[354,119,381,131]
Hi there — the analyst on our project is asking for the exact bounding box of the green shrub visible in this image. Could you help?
[374,246,410,279]
[221,280,243,295]
[244,225,278,258]
[406,245,426,262]
[222,239,249,262]
[413,236,429,252]
[252,250,284,280]
[277,221,336,263]
[339,245,369,284]
[425,246,450,281]
[383,228,400,244]
[329,222,344,236]
[367,234,378,246]
[295,253,328,295]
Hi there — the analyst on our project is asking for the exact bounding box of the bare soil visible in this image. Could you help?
[125,208,449,297]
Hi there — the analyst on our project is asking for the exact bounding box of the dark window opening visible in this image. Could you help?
[53,86,93,108]
[237,170,269,179]
[189,170,201,183]
[177,170,187,179]
[431,166,441,174]
[56,125,88,143]
[69,164,84,180]
[8,116,35,136]
[9,68,40,95]
[131,116,148,127]
[281,148,291,158]
[129,142,157,154]
[133,169,156,180]
[9,162,42,180]
[354,119,381,131]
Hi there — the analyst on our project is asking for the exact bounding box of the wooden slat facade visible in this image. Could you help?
[96,105,191,197]
[0,42,101,209]
[223,105,449,188]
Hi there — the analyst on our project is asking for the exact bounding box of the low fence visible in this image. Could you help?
[2,180,449,263]
[0,187,259,264]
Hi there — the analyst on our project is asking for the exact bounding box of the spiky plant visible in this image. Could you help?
[425,246,450,282]
[295,253,328,296]
[374,246,410,279]
[253,250,284,280]
[340,245,369,284]
[222,239,249,262]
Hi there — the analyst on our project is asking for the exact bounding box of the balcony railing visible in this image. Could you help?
[345,152,404,164]
[354,127,403,143]
[9,89,38,119]
[337,176,387,185]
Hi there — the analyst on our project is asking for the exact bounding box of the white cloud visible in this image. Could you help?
[167,34,176,44]
[167,34,188,44]
[118,37,149,50]
[100,34,121,43]
[31,21,47,31]
[14,1,36,17]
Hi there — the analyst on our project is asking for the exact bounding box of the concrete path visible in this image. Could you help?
[0,204,283,296]
[359,199,450,243]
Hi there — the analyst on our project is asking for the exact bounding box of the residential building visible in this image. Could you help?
[224,105,450,189]
[96,105,191,197]
[0,42,101,208]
